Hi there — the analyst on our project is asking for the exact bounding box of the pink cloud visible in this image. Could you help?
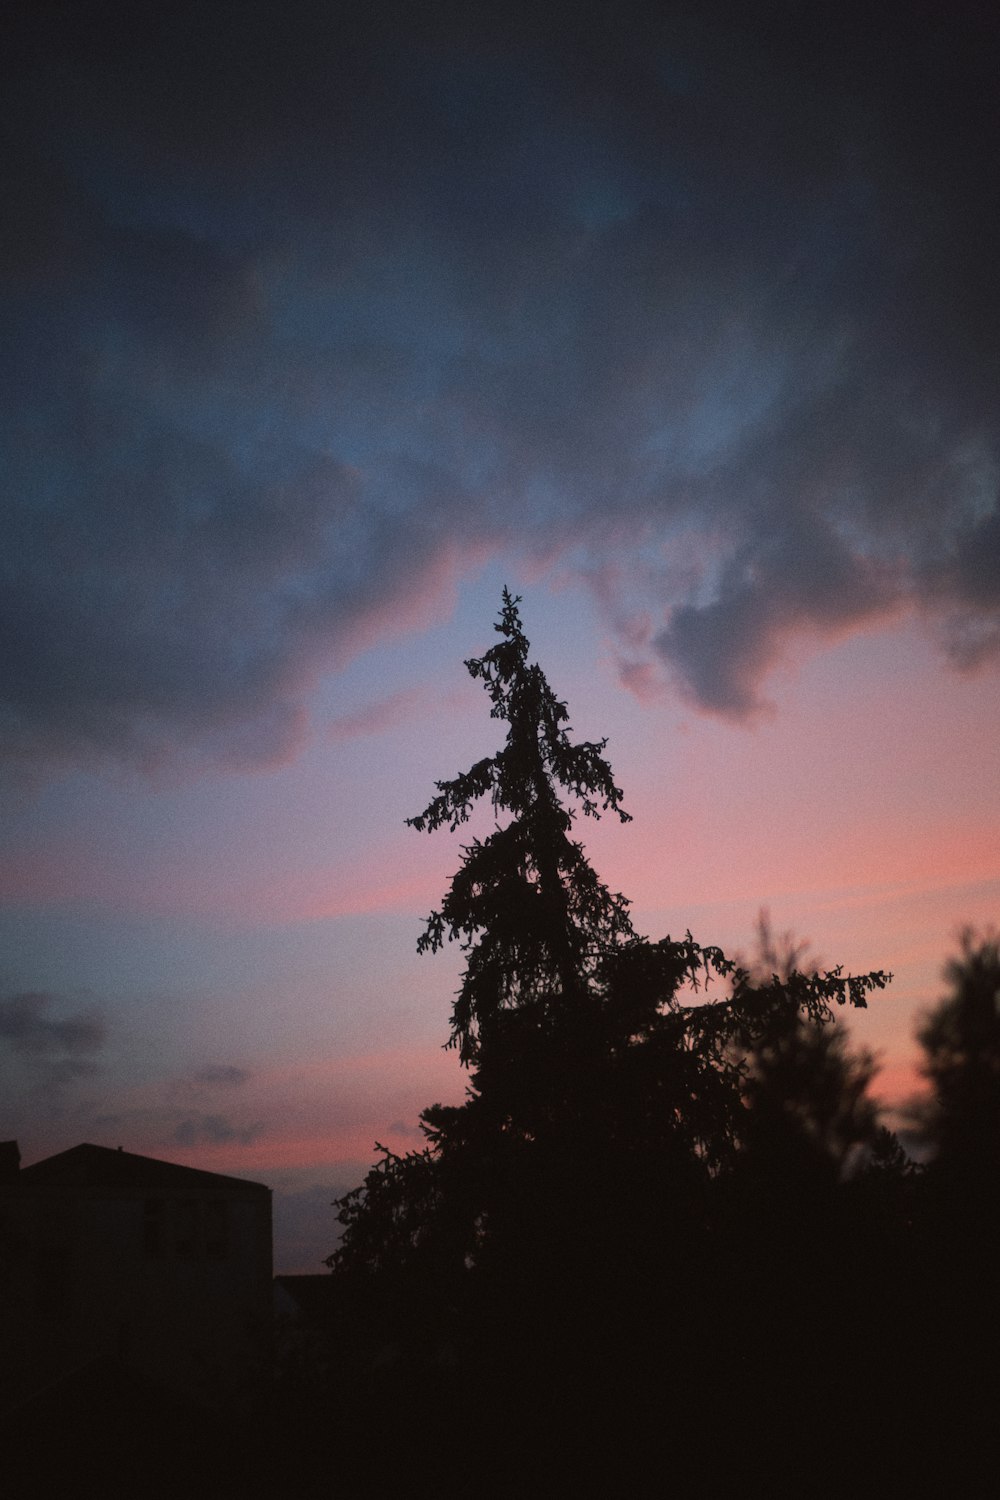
[617,657,664,705]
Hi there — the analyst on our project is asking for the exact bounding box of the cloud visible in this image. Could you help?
[924,501,1000,670]
[653,509,903,717]
[2,1,998,770]
[0,990,106,1082]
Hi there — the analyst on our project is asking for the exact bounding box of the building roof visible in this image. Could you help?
[15,1143,270,1195]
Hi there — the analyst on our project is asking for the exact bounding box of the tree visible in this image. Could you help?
[731,909,881,1185]
[917,926,1000,1178]
[736,1003,879,1185]
[905,931,1000,1452]
[329,594,891,1303]
[405,586,635,1065]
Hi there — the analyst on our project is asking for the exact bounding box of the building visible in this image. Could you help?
[0,1141,272,1416]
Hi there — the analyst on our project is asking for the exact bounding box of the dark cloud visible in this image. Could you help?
[924,503,1000,670]
[173,1114,262,1147]
[654,508,902,717]
[0,990,106,1082]
[192,1065,250,1088]
[3,0,999,767]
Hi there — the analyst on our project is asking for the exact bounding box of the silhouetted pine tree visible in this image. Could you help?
[408,585,636,1061]
[331,596,889,1307]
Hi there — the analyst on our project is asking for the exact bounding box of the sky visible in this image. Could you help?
[2,0,998,1272]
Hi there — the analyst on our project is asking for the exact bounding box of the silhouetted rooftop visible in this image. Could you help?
[12,1142,269,1194]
